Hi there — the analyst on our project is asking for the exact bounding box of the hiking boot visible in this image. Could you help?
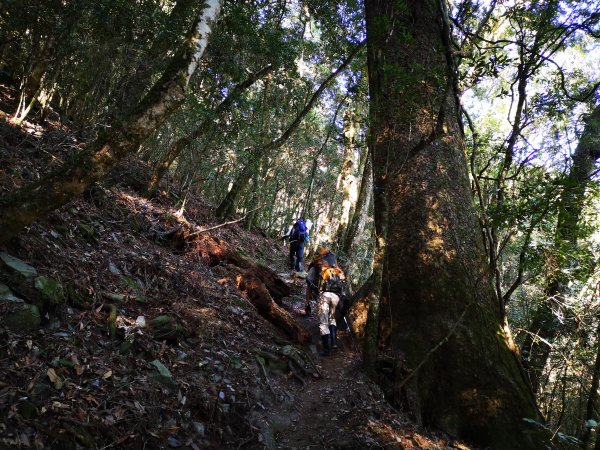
[320,334,331,356]
[329,324,338,350]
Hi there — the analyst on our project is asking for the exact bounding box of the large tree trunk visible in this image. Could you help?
[362,147,387,373]
[364,1,542,448]
[522,105,600,393]
[0,1,222,245]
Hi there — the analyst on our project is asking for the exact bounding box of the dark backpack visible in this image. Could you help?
[320,252,345,293]
[290,220,307,243]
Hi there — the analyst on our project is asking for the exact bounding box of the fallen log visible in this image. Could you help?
[230,264,310,344]
[191,234,290,302]
[162,231,309,343]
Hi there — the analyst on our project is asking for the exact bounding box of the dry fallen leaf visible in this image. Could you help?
[102,370,112,380]
[75,364,85,376]
[47,368,63,389]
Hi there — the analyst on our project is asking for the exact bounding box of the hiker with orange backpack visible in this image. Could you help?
[306,247,346,356]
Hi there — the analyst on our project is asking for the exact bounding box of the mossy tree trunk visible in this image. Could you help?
[0,1,222,245]
[333,108,360,248]
[362,151,387,374]
[364,1,542,448]
[341,145,371,256]
[342,146,373,288]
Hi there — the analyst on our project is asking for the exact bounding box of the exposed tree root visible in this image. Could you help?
[187,233,310,343]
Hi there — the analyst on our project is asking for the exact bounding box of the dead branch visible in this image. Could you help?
[187,205,263,237]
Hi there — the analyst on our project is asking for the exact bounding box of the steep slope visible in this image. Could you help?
[0,87,469,449]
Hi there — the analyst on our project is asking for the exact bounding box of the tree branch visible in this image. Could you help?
[187,205,263,237]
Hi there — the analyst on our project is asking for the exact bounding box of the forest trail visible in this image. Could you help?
[0,89,463,448]
[257,269,458,449]
[276,273,363,448]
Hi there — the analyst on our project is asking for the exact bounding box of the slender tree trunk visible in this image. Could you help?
[263,179,281,233]
[342,145,371,255]
[334,108,360,248]
[582,321,600,449]
[216,153,261,219]
[39,66,61,120]
[14,9,80,125]
[244,74,275,229]
[120,0,198,113]
[145,64,273,197]
[244,158,272,230]
[0,1,222,245]
[364,1,542,448]
[302,97,346,218]
[343,146,373,288]
[522,105,600,393]
[215,41,365,219]
[303,153,319,220]
[13,37,54,124]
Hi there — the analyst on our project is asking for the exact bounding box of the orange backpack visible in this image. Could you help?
[320,253,345,293]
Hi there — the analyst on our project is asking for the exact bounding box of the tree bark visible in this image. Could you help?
[302,97,346,218]
[342,146,373,290]
[582,322,600,449]
[522,104,600,393]
[120,0,198,114]
[0,1,222,245]
[334,108,360,248]
[341,145,371,256]
[232,265,310,344]
[364,1,542,448]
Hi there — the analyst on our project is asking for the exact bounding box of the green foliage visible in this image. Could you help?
[460,0,600,440]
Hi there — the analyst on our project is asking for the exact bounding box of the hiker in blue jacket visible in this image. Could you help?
[282,218,309,272]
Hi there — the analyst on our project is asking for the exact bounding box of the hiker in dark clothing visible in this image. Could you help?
[282,218,309,272]
[306,247,346,356]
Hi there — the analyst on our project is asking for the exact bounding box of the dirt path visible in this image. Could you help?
[253,270,460,449]
[256,273,395,449]
[279,280,363,448]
